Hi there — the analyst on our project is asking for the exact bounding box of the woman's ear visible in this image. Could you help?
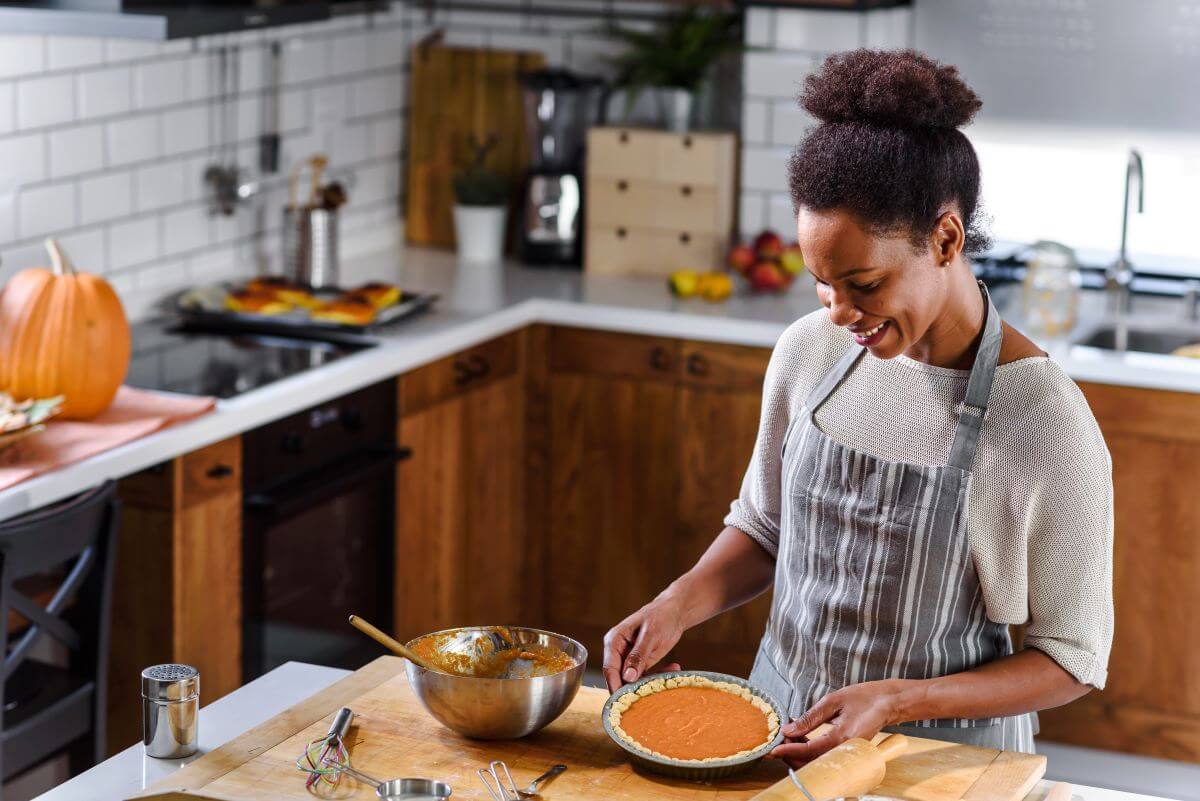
[932,210,966,267]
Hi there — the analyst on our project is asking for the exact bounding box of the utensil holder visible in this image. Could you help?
[283,206,339,287]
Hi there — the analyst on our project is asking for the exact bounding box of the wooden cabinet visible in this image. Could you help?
[1037,382,1200,761]
[543,328,771,674]
[394,333,533,643]
[110,436,242,754]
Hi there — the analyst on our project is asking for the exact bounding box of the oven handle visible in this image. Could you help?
[245,445,412,517]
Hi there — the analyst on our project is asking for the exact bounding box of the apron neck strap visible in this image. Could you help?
[803,282,1005,472]
[946,282,1004,471]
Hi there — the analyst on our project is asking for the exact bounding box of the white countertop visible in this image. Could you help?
[32,659,1185,801]
[4,245,1200,521]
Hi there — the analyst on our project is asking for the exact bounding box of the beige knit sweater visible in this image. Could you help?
[725,309,1114,688]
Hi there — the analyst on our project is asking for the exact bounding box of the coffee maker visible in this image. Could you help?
[518,69,605,267]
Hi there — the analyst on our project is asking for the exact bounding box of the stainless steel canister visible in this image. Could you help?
[142,664,199,759]
[282,206,339,287]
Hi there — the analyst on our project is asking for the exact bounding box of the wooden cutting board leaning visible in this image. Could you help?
[404,41,544,249]
[130,657,1047,801]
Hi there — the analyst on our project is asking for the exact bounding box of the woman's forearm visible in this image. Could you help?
[890,648,1089,723]
[658,526,777,630]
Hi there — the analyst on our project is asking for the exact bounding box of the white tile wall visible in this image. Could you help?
[49,123,105,178]
[738,5,914,238]
[107,114,161,165]
[108,215,160,271]
[80,171,133,225]
[78,67,134,119]
[19,181,76,239]
[0,83,12,135]
[0,36,44,79]
[0,133,47,188]
[135,57,188,110]
[17,74,75,129]
[48,36,106,71]
[135,162,187,213]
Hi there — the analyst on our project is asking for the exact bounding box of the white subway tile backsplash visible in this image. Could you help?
[185,53,212,102]
[104,39,160,64]
[0,36,46,79]
[80,171,133,224]
[162,204,211,255]
[234,95,261,142]
[743,99,769,145]
[19,181,77,238]
[56,227,107,272]
[770,100,810,147]
[135,57,187,109]
[369,116,402,159]
[745,8,775,48]
[351,74,402,117]
[48,37,106,71]
[0,133,47,190]
[280,88,309,133]
[238,44,266,92]
[136,161,188,212]
[281,37,329,85]
[775,8,862,53]
[0,242,46,281]
[0,83,13,135]
[108,215,161,270]
[49,123,105,178]
[329,32,371,77]
[78,67,133,119]
[487,31,566,65]
[741,146,791,193]
[329,122,370,165]
[108,114,160,165]
[18,74,75,129]
[369,26,406,70]
[766,194,797,238]
[312,80,350,128]
[865,8,912,49]
[160,105,208,157]
[744,52,815,100]
[0,190,16,245]
[137,256,188,291]
[739,192,766,239]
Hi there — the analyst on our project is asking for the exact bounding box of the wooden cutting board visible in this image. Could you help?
[404,42,544,249]
[131,657,1046,801]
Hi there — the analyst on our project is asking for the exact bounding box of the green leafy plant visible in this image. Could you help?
[453,133,509,207]
[604,8,743,109]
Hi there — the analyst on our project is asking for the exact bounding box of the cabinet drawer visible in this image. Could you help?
[588,178,722,233]
[400,334,519,415]
[550,327,679,382]
[585,226,725,277]
[657,133,729,186]
[588,127,733,187]
[587,127,659,180]
[679,341,771,391]
[181,437,242,508]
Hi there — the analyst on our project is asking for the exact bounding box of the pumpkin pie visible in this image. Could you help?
[609,676,780,763]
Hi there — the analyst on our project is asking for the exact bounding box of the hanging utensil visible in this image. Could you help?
[347,615,440,673]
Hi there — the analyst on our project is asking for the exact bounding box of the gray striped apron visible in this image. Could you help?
[749,287,1036,753]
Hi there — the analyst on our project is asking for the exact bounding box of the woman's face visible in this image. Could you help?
[796,207,952,360]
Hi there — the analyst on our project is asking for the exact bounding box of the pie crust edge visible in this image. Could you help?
[608,675,782,764]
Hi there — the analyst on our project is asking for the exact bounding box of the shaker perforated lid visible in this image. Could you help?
[141,663,200,701]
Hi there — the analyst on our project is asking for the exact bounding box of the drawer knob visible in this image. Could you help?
[467,355,491,379]
[686,353,709,377]
[619,130,629,143]
[680,185,692,196]
[682,135,693,148]
[617,227,627,238]
[650,346,671,372]
[679,232,691,244]
[617,180,628,192]
[206,463,233,479]
[453,359,473,386]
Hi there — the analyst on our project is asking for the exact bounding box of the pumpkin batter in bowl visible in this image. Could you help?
[607,673,781,766]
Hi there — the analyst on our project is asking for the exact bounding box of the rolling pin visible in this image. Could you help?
[750,733,908,801]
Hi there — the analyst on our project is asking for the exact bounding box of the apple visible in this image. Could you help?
[753,230,784,259]
[750,261,787,292]
[728,243,756,275]
[780,244,805,275]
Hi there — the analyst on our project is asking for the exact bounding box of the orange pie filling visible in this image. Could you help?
[609,676,780,763]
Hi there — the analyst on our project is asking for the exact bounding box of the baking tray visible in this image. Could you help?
[176,283,437,336]
[601,669,787,781]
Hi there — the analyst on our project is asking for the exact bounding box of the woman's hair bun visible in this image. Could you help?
[801,49,981,130]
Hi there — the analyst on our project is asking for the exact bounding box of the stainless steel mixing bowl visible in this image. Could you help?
[404,626,587,739]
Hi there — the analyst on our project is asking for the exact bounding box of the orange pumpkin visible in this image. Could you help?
[0,238,130,420]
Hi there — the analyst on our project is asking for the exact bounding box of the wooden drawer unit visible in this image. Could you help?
[585,127,737,277]
[549,326,679,382]
[399,334,519,415]
[679,341,772,392]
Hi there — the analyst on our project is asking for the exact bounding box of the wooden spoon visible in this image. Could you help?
[348,614,439,673]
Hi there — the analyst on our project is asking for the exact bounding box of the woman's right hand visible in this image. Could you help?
[602,594,687,692]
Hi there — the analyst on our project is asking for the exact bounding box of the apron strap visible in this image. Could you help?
[946,283,1004,472]
[803,342,866,418]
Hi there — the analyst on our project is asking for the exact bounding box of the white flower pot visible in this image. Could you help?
[453,204,508,263]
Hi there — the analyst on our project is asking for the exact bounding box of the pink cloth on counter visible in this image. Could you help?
[0,386,216,491]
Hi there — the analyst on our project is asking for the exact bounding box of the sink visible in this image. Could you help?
[1074,325,1200,355]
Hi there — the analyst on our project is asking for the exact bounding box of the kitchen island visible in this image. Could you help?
[31,658,1180,801]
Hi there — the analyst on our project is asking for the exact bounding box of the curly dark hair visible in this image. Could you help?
[788,49,991,254]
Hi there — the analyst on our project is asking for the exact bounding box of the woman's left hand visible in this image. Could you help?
[769,679,911,767]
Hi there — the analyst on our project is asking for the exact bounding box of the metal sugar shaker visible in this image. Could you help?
[142,664,200,759]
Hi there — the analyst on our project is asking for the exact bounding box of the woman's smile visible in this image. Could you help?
[850,320,890,347]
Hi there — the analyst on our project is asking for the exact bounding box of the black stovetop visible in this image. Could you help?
[125,319,374,399]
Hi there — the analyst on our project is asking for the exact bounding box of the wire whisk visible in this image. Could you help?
[478,760,520,801]
[295,706,354,789]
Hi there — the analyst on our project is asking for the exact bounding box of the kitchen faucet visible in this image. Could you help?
[1106,148,1144,317]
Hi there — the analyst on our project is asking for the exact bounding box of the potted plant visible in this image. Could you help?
[605,7,743,133]
[452,133,510,263]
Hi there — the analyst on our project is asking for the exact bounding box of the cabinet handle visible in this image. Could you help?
[617,179,628,192]
[686,353,709,377]
[619,130,630,143]
[467,355,491,379]
[206,463,233,479]
[680,185,692,196]
[616,227,627,239]
[679,232,691,244]
[682,135,693,148]
[649,346,671,372]
[453,359,472,386]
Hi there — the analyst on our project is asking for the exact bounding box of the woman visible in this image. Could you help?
[602,50,1113,762]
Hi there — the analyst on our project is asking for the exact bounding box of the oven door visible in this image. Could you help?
[242,446,406,679]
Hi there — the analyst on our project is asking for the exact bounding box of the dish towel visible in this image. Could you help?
[0,387,216,492]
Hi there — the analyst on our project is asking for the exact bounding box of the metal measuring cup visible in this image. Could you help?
[326,759,451,800]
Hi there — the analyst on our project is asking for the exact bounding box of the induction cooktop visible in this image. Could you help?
[125,319,374,399]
